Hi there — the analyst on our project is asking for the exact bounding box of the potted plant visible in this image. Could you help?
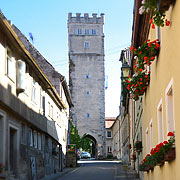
[128,144,132,149]
[139,0,173,27]
[164,132,175,161]
[134,141,143,153]
[124,72,150,101]
[131,152,136,161]
[130,39,160,70]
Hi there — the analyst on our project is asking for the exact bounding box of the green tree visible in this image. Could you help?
[70,122,93,152]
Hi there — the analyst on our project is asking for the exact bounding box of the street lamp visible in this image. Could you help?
[121,63,131,78]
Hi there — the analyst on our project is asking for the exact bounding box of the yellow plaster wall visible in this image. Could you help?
[142,1,180,180]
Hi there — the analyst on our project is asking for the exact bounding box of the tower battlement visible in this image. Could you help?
[68,13,104,24]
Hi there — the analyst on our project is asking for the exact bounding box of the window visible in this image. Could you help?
[84,41,89,48]
[107,146,112,153]
[92,29,96,35]
[48,102,51,117]
[29,129,33,147]
[166,79,175,133]
[78,29,82,35]
[156,26,161,42]
[32,79,36,102]
[86,91,90,95]
[149,120,153,149]
[42,96,45,115]
[107,131,112,138]
[38,133,41,150]
[85,73,90,79]
[6,48,14,80]
[86,113,90,118]
[146,128,149,153]
[34,131,37,148]
[157,100,164,142]
[21,124,26,144]
[51,105,53,119]
[85,29,89,35]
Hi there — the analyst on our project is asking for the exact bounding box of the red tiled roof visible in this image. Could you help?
[105,117,116,128]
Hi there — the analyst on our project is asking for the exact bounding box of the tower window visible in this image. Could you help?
[84,41,89,48]
[85,29,89,35]
[78,29,82,35]
[86,91,90,95]
[85,74,90,79]
[92,29,96,35]
[86,113,90,118]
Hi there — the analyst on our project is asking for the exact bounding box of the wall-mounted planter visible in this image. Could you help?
[159,0,174,12]
[164,147,176,161]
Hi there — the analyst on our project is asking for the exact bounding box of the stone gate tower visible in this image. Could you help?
[68,13,105,157]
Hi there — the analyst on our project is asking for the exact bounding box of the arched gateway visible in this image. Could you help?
[68,13,106,157]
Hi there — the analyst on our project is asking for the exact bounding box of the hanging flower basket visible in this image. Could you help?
[164,147,176,161]
[124,72,150,101]
[134,141,143,153]
[139,0,173,27]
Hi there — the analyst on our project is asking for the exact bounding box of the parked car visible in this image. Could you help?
[80,152,91,159]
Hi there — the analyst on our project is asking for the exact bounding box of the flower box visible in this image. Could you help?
[164,147,176,161]
[159,0,174,12]
[156,160,165,166]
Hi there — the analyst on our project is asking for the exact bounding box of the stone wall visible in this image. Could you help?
[68,13,106,157]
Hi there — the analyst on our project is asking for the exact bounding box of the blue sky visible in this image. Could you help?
[1,0,134,117]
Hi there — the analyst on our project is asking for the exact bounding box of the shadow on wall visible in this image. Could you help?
[0,83,65,179]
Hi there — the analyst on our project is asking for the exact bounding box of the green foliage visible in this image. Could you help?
[70,122,93,152]
[70,122,81,149]
[121,80,128,107]
[107,154,113,159]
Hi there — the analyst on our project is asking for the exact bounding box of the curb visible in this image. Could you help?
[40,167,78,180]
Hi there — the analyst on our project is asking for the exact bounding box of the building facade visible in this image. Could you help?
[121,0,180,179]
[68,13,106,157]
[0,12,72,180]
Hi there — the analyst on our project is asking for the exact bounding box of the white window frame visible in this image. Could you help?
[6,48,15,81]
[165,78,175,134]
[107,146,112,153]
[149,120,153,149]
[107,130,112,138]
[156,26,161,42]
[157,99,164,142]
[32,79,36,102]
[146,128,149,154]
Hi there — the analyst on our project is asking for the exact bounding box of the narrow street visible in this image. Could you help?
[58,160,139,180]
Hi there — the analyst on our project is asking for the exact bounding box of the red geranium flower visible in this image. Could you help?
[165,19,171,26]
[167,132,174,136]
[151,56,155,60]
[150,18,153,24]
[130,46,134,52]
[152,24,155,29]
[163,141,168,144]
[144,56,148,60]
